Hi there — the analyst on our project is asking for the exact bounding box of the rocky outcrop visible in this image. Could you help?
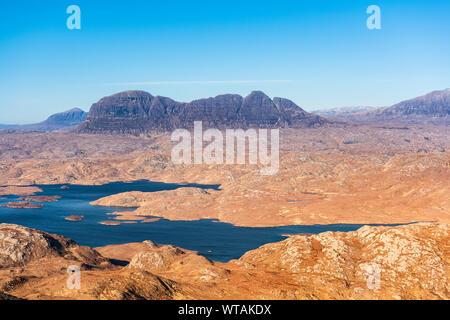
[0,224,107,268]
[273,97,326,127]
[0,223,448,300]
[0,224,177,300]
[92,271,178,300]
[233,223,449,299]
[76,90,328,134]
[0,292,21,300]
[97,224,450,300]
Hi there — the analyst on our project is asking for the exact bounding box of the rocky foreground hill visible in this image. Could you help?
[76,90,328,134]
[0,223,448,300]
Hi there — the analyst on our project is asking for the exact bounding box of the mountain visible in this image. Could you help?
[333,89,450,124]
[369,89,450,119]
[0,108,87,132]
[76,90,328,134]
[39,107,88,130]
[312,106,376,117]
[0,124,16,130]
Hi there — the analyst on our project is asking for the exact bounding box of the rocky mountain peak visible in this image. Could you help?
[46,108,87,124]
[314,89,450,124]
[0,108,88,132]
[77,90,329,134]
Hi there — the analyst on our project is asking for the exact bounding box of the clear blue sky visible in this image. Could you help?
[1,0,449,124]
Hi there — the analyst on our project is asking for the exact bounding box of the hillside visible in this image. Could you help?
[0,108,87,132]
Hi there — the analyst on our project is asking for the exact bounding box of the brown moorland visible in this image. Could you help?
[0,124,448,227]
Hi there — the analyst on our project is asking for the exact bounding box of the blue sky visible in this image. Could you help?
[1,0,449,124]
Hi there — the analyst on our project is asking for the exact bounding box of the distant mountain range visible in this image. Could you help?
[312,106,376,117]
[2,89,448,134]
[76,90,328,134]
[0,108,87,132]
[363,88,450,122]
[312,89,450,124]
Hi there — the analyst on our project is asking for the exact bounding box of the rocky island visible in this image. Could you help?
[64,215,84,222]
[19,195,61,202]
[1,202,43,209]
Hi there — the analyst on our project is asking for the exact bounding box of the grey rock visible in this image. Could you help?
[76,90,329,134]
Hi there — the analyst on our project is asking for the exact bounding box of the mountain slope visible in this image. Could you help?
[332,89,450,124]
[76,90,328,134]
[1,223,448,299]
[0,108,87,132]
[375,88,450,118]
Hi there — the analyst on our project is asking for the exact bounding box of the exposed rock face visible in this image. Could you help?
[76,90,328,134]
[41,108,88,129]
[0,223,448,300]
[96,224,450,300]
[0,292,21,300]
[273,97,327,127]
[92,271,177,300]
[0,108,87,132]
[0,224,106,268]
[232,223,450,299]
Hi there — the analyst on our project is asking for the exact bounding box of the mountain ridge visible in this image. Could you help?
[76,90,329,134]
[0,108,87,132]
[314,89,450,124]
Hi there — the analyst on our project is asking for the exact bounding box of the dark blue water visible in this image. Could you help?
[0,181,400,262]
